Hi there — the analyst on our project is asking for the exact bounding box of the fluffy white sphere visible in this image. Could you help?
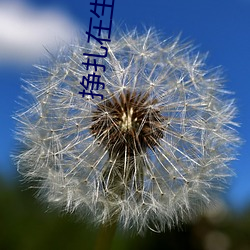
[14,28,240,233]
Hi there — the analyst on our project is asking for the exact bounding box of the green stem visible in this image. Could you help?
[94,221,117,250]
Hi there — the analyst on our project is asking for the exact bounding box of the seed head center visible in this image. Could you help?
[120,108,138,131]
[90,90,164,158]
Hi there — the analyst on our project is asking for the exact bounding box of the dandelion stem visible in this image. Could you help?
[94,221,117,250]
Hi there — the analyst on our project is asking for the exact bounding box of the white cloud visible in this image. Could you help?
[0,1,78,65]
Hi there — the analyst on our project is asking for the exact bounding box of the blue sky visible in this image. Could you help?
[0,0,249,210]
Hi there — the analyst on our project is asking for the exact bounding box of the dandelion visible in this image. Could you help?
[14,28,239,234]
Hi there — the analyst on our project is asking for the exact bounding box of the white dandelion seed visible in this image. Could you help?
[14,28,240,233]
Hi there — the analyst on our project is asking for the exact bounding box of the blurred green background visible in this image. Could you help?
[1,174,250,250]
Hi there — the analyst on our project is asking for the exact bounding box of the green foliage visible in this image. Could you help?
[0,178,96,250]
[1,177,250,250]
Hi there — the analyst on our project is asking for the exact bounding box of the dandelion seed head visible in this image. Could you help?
[14,28,240,233]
